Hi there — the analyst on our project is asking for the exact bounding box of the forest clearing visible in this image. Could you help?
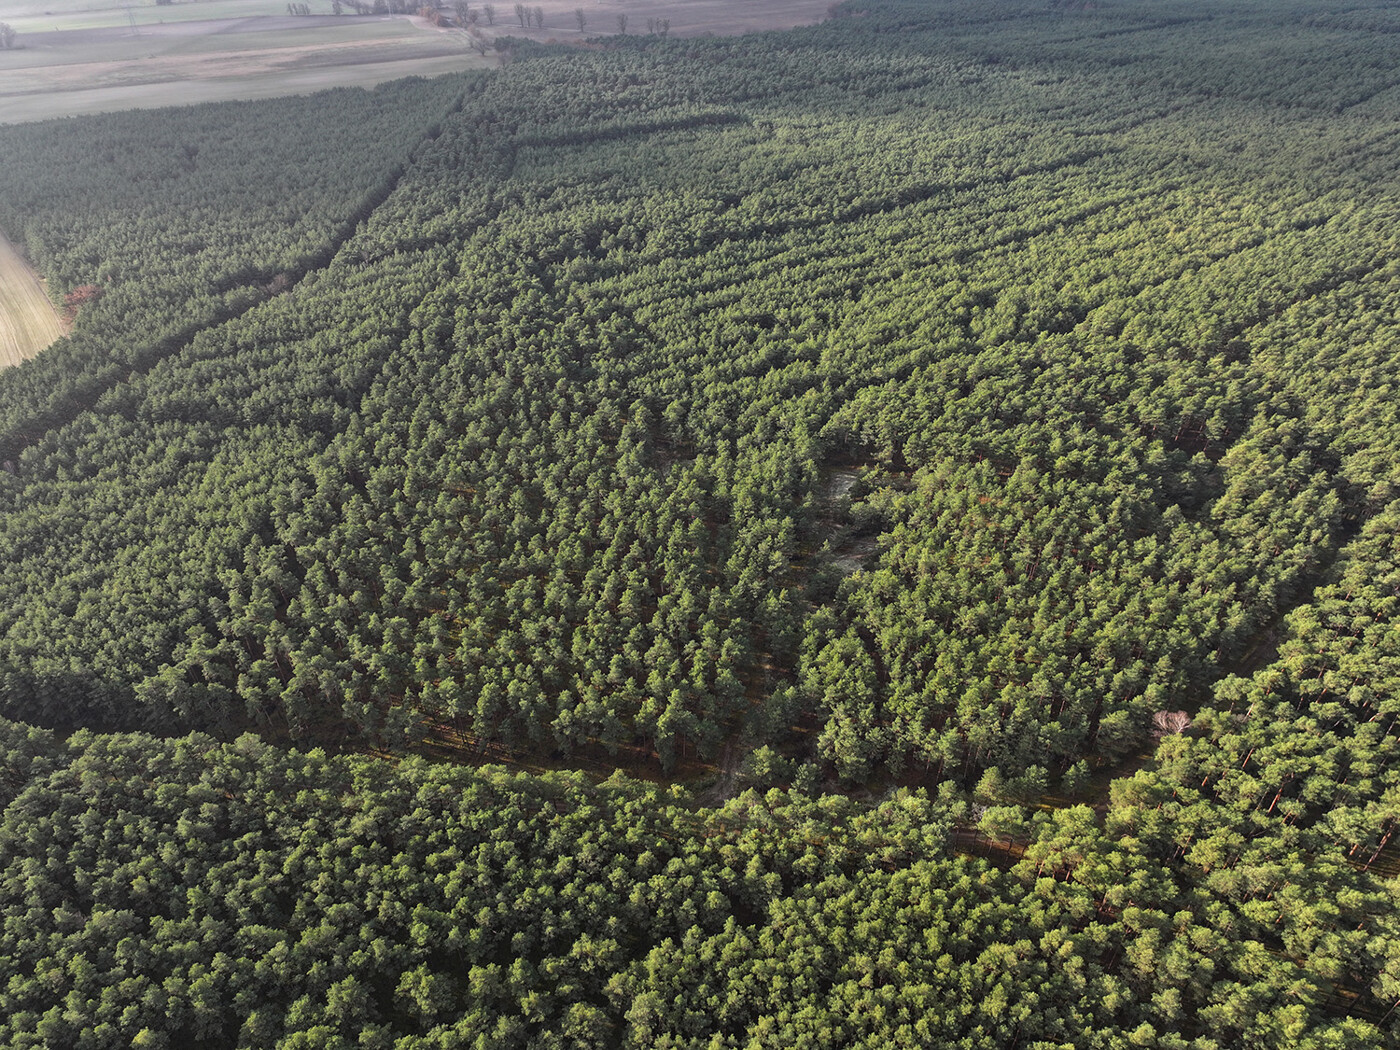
[0,232,63,368]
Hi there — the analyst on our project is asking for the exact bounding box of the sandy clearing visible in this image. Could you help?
[0,232,66,369]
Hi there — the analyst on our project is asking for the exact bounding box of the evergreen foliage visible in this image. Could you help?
[0,722,1391,1048]
[0,0,1398,1043]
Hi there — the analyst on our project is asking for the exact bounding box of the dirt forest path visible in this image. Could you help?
[0,232,65,369]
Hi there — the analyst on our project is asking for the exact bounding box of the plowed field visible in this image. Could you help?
[0,233,64,368]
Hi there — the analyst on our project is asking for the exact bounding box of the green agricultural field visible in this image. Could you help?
[0,233,63,368]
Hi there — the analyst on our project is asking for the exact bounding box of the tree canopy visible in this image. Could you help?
[0,0,1398,1044]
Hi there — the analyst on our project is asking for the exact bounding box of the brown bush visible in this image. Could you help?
[62,284,103,319]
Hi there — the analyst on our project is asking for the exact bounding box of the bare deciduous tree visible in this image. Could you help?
[1151,710,1191,738]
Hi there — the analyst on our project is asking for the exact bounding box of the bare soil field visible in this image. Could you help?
[0,16,491,122]
[0,0,831,123]
[0,233,65,369]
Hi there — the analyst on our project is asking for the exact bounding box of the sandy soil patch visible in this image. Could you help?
[0,233,66,369]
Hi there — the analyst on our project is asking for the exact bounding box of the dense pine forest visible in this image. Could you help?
[0,0,1398,1045]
